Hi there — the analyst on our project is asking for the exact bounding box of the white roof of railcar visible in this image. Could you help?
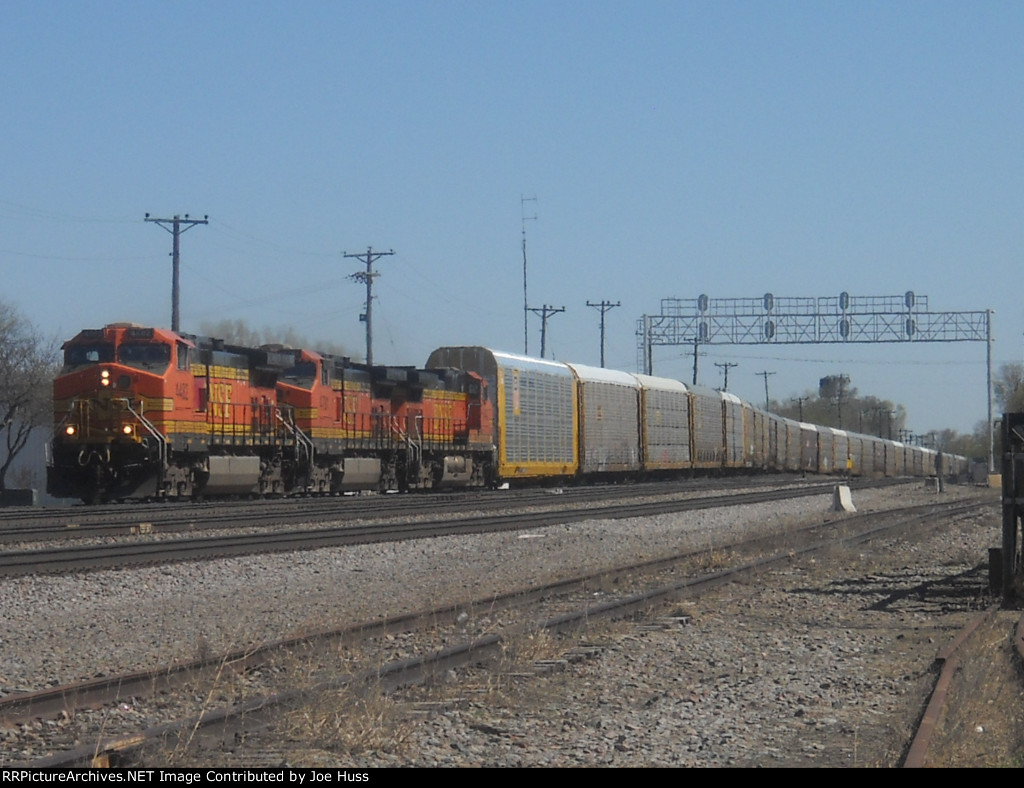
[482,349,573,376]
[633,373,689,393]
[565,362,638,387]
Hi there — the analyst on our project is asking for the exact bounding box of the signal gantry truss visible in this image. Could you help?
[637,292,988,371]
[635,291,994,469]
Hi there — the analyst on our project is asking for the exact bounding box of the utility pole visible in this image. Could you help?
[715,361,738,391]
[528,304,565,359]
[756,370,775,409]
[690,338,700,385]
[586,300,620,367]
[521,195,537,355]
[344,246,394,366]
[145,213,208,333]
[791,396,807,422]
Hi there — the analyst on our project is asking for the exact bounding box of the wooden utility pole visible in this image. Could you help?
[756,370,775,409]
[145,213,208,333]
[586,300,620,367]
[344,246,394,366]
[528,304,565,359]
[715,361,738,391]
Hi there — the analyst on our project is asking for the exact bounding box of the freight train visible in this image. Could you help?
[46,325,964,504]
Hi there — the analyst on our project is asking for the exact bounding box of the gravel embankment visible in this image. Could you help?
[1,482,1013,767]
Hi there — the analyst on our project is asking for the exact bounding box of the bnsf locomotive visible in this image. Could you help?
[47,325,965,504]
[48,324,494,503]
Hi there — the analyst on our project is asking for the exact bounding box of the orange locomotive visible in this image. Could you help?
[48,324,496,503]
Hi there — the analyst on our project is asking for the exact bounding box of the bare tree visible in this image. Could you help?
[993,362,1024,414]
[198,319,351,358]
[0,301,59,491]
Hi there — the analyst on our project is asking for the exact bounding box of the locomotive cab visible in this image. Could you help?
[49,325,189,502]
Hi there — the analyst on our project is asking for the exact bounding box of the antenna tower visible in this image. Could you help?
[521,195,537,355]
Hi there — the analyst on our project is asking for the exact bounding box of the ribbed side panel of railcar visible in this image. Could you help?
[748,407,768,469]
[911,446,926,476]
[898,443,912,475]
[884,442,899,476]
[819,428,837,473]
[690,385,724,468]
[566,363,641,474]
[922,448,937,476]
[496,358,576,478]
[635,374,691,470]
[799,424,819,473]
[845,433,860,475]
[864,437,883,476]
[766,413,781,470]
[722,392,746,468]
[783,418,802,471]
[832,429,849,475]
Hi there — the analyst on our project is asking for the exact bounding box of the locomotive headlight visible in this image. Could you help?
[65,425,77,436]
[101,370,111,387]
[122,424,134,435]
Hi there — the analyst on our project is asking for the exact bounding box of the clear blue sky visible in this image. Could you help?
[2,1,1022,436]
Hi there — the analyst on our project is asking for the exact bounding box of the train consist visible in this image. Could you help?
[47,325,964,503]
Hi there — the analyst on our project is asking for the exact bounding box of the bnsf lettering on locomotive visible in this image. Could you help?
[343,395,359,430]
[210,383,233,420]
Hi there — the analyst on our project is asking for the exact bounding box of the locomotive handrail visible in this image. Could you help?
[390,415,423,470]
[120,398,167,468]
[276,409,315,468]
[53,398,76,434]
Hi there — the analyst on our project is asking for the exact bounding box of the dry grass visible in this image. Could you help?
[144,615,581,766]
[925,611,1024,768]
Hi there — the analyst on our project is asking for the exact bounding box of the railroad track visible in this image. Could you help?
[0,475,904,544]
[5,494,991,767]
[0,479,899,576]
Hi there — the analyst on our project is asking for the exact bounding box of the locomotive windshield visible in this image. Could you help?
[63,343,115,369]
[118,342,172,372]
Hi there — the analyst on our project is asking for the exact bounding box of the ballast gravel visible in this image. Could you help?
[0,482,1010,767]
